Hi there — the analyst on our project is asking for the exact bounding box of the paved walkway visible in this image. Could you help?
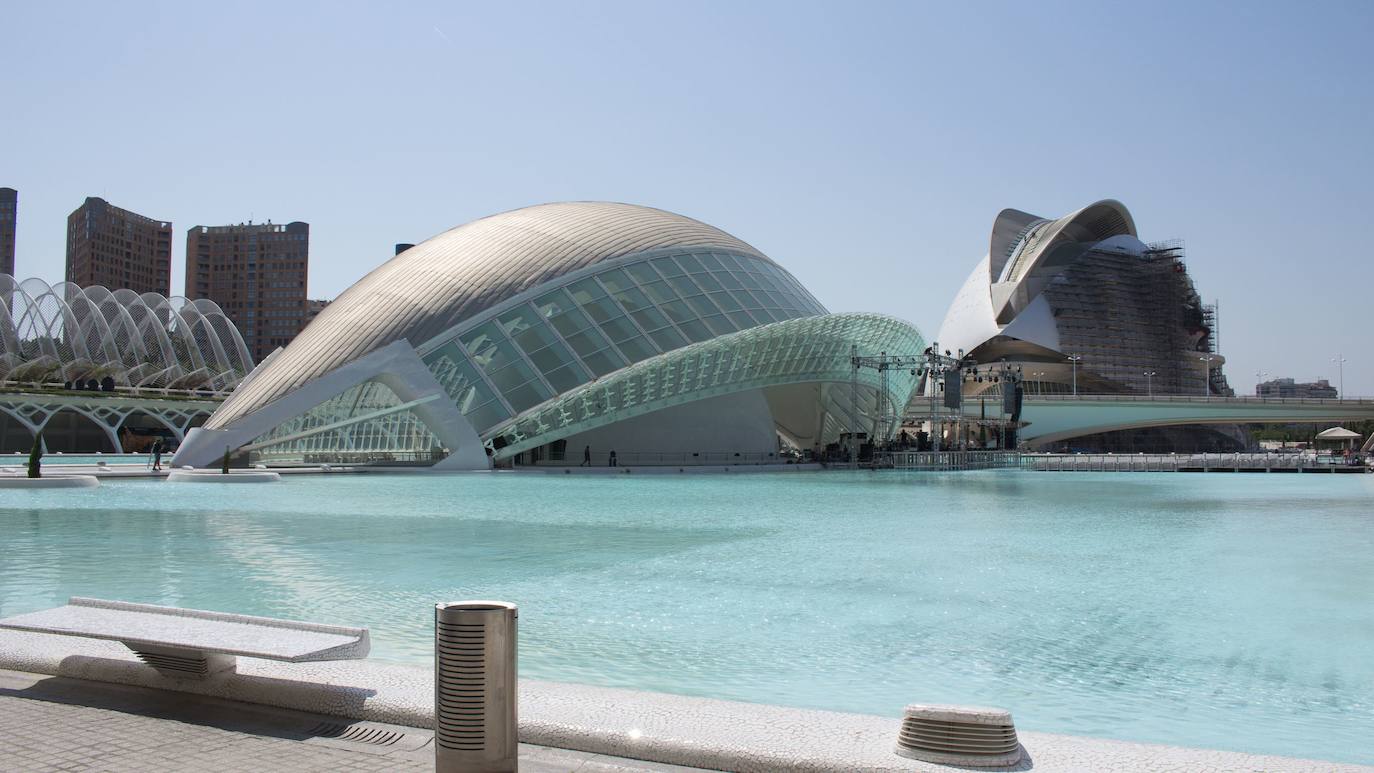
[0,669,705,772]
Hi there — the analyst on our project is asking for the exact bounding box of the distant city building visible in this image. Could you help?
[0,188,16,277]
[1257,377,1338,399]
[306,298,330,324]
[185,221,310,362]
[65,197,172,295]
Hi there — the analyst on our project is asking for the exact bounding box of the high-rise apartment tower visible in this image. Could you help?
[65,197,172,295]
[0,188,16,276]
[185,221,310,362]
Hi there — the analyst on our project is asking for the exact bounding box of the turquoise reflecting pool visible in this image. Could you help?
[1,470,1371,763]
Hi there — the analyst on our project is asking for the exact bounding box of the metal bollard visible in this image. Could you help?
[435,601,518,773]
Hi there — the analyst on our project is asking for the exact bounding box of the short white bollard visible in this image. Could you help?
[435,601,518,773]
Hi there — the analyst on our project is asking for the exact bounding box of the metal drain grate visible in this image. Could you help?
[307,721,406,747]
[895,704,1022,767]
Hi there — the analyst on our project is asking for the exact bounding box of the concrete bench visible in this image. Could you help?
[0,597,369,679]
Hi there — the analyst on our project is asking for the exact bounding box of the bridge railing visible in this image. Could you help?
[1024,394,1374,405]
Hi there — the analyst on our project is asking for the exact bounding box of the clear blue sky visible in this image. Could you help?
[3,1,1371,394]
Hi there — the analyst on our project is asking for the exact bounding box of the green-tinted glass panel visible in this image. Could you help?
[677,254,705,273]
[710,291,741,312]
[715,271,743,290]
[697,253,724,271]
[534,289,575,317]
[650,257,684,277]
[550,307,592,337]
[596,269,634,294]
[676,318,713,343]
[625,262,661,285]
[563,327,611,358]
[566,278,608,304]
[685,294,719,317]
[599,315,640,343]
[727,310,757,329]
[579,295,621,324]
[660,299,694,324]
[466,400,511,431]
[667,275,701,297]
[543,362,588,393]
[693,272,723,292]
[526,340,577,373]
[736,271,763,290]
[488,358,540,393]
[641,280,678,305]
[630,307,669,331]
[610,284,651,313]
[730,289,760,309]
[582,348,624,377]
[503,379,553,413]
[648,326,687,351]
[615,335,657,363]
[702,314,735,335]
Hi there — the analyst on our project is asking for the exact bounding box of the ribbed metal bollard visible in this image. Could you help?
[435,601,518,773]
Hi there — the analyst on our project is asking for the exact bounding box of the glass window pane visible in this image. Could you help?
[566,278,607,305]
[615,335,656,363]
[582,348,625,377]
[693,272,723,292]
[579,295,622,324]
[596,269,634,294]
[504,379,553,413]
[648,326,687,351]
[650,257,684,277]
[730,289,760,309]
[599,315,640,343]
[702,314,735,335]
[549,307,592,337]
[710,291,741,312]
[543,362,588,393]
[526,340,576,373]
[677,254,705,273]
[685,294,719,317]
[534,289,575,317]
[488,358,539,392]
[753,307,780,323]
[667,275,702,297]
[736,271,763,290]
[564,327,611,358]
[641,280,678,305]
[465,400,510,431]
[660,299,694,324]
[727,310,757,329]
[723,254,750,271]
[625,262,661,285]
[676,318,713,343]
[697,253,724,271]
[630,306,669,331]
[610,285,652,313]
[715,271,743,290]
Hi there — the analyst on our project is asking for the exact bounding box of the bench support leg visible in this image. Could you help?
[121,643,236,679]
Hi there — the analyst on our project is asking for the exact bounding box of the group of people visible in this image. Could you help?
[580,445,617,467]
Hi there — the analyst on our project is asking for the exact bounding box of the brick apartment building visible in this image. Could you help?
[65,197,172,295]
[185,220,310,362]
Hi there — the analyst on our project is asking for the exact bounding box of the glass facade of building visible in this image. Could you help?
[418,249,827,436]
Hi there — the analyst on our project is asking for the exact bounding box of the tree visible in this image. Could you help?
[27,432,43,479]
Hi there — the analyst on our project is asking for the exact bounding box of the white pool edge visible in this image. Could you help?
[0,629,1366,772]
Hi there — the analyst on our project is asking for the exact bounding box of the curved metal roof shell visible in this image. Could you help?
[215,202,772,425]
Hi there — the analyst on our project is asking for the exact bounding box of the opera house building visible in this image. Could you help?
[175,203,925,469]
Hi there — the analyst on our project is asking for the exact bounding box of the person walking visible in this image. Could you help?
[609,449,617,467]
[151,438,164,471]
[581,445,591,467]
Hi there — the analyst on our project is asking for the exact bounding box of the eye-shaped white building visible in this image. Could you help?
[174,202,924,469]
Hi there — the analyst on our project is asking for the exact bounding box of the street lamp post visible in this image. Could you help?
[1144,371,1156,399]
[1067,354,1083,397]
[1255,369,1269,397]
[1332,354,1346,398]
[1198,355,1217,397]
[1031,371,1045,396]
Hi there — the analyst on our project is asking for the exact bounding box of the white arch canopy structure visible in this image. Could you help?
[0,275,254,393]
